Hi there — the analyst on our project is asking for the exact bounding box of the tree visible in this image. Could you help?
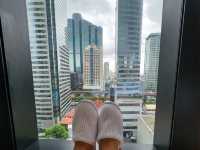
[45,125,68,139]
[84,92,92,97]
[144,99,156,105]
[98,96,105,101]
[74,95,85,102]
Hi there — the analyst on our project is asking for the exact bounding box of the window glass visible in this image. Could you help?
[26,0,163,144]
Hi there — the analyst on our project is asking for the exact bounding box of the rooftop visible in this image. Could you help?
[59,100,104,125]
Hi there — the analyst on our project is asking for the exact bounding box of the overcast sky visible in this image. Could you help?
[67,0,163,74]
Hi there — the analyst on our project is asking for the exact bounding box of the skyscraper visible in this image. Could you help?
[104,62,110,98]
[116,0,143,97]
[116,0,143,142]
[104,62,110,82]
[70,72,81,90]
[26,0,67,131]
[66,13,103,88]
[144,33,161,93]
[83,44,103,90]
[59,46,72,118]
[116,98,142,142]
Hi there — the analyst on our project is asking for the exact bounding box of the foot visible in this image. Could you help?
[99,138,121,150]
[97,102,123,149]
[72,100,98,147]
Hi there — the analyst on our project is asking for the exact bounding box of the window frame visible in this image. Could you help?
[1,0,199,149]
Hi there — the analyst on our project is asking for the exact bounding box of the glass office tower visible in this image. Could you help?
[144,33,161,93]
[116,0,143,97]
[116,0,143,142]
[66,13,103,88]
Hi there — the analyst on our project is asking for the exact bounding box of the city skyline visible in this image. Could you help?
[67,0,163,74]
[25,0,162,143]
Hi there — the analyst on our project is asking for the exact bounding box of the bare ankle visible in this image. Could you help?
[74,141,94,150]
[99,138,120,150]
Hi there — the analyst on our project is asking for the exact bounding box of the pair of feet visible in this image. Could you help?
[72,100,123,150]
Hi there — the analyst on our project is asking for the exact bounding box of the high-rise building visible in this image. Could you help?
[66,13,103,88]
[144,33,161,93]
[104,62,110,96]
[116,0,143,143]
[26,0,67,131]
[110,87,117,102]
[116,98,142,143]
[70,72,81,90]
[104,62,110,82]
[116,0,143,97]
[83,44,103,90]
[59,46,72,118]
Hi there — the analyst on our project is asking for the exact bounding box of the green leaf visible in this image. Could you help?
[44,125,69,139]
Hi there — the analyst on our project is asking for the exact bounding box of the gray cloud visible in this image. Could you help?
[144,0,163,24]
[68,0,112,16]
[104,47,115,56]
[139,0,163,74]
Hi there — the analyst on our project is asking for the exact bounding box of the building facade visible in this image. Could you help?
[144,33,161,93]
[104,62,110,95]
[59,46,72,118]
[117,98,142,143]
[104,62,110,82]
[110,87,117,102]
[116,0,143,97]
[66,13,103,88]
[26,0,67,131]
[83,44,103,90]
[70,72,81,90]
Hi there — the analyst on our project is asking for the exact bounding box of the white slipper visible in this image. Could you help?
[72,100,98,146]
[97,101,123,144]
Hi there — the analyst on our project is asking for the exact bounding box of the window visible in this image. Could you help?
[2,0,200,149]
[1,0,163,145]
[26,0,164,144]
[29,2,44,5]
